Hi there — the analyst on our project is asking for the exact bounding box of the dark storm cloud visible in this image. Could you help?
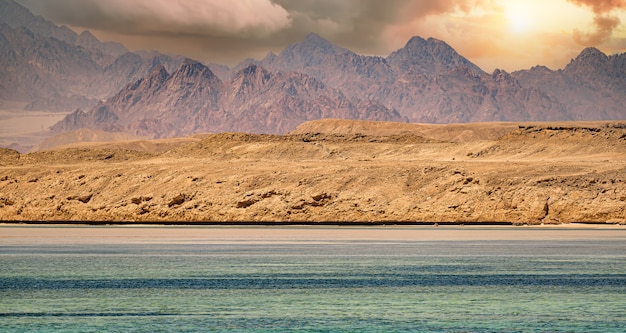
[16,0,493,59]
[270,0,493,53]
[568,0,626,46]
[16,0,293,38]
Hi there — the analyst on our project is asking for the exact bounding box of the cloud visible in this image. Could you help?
[568,0,626,14]
[269,0,494,53]
[573,15,621,45]
[19,0,598,71]
[568,0,626,46]
[17,0,292,38]
[19,0,492,48]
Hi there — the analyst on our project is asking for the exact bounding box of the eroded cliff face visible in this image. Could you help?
[1,121,625,224]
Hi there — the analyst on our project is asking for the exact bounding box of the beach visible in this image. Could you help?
[2,224,624,245]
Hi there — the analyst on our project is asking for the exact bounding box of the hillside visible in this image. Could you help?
[1,120,625,224]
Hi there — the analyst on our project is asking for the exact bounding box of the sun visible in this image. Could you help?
[508,11,532,33]
[504,3,533,33]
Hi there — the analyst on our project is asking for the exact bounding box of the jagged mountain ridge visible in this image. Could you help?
[52,32,625,138]
[0,0,187,112]
[262,34,600,123]
[245,33,582,123]
[514,47,626,120]
[52,62,404,137]
[0,0,77,45]
[0,22,185,111]
[3,0,626,142]
[0,23,101,110]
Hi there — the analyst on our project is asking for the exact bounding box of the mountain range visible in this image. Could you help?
[0,0,187,113]
[1,0,625,142]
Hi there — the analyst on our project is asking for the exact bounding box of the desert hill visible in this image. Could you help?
[30,128,146,152]
[1,120,624,224]
[291,119,522,142]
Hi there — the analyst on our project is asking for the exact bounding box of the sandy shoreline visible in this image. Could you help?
[1,224,624,245]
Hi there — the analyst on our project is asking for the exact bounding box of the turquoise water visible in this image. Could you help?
[1,233,625,332]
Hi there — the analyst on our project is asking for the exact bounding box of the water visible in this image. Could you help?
[1,228,625,332]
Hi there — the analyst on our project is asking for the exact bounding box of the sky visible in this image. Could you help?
[15,0,626,72]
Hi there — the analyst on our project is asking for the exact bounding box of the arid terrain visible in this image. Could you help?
[1,119,625,224]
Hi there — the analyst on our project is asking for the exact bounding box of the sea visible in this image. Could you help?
[1,226,625,332]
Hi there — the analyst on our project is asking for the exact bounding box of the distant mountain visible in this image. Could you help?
[387,36,484,75]
[257,33,396,98]
[0,0,77,44]
[52,62,404,137]
[51,32,625,139]
[3,0,626,146]
[513,47,626,120]
[249,33,571,123]
[262,33,354,70]
[0,23,102,111]
[0,0,183,112]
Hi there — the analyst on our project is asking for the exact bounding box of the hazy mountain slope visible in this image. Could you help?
[0,24,102,111]
[386,36,485,75]
[0,0,77,44]
[53,62,405,137]
[253,34,574,123]
[0,0,183,112]
[514,48,626,121]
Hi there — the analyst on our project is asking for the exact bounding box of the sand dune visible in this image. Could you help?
[1,120,625,224]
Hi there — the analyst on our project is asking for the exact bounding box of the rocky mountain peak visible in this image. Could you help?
[259,52,279,68]
[75,30,128,57]
[399,36,454,56]
[300,32,344,52]
[405,35,427,48]
[492,69,511,81]
[76,30,99,46]
[230,65,272,98]
[238,64,271,82]
[387,35,484,75]
[234,64,271,84]
[576,47,608,62]
[173,59,219,82]
[277,33,352,68]
[145,65,169,85]
[563,47,610,77]
[529,65,553,74]
[566,47,608,68]
[265,52,278,61]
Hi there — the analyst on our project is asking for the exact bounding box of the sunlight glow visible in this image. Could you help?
[505,4,533,33]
